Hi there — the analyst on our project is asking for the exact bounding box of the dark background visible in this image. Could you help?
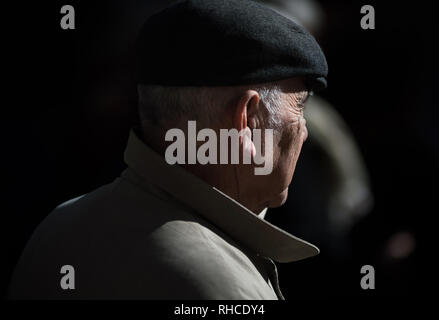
[2,0,437,298]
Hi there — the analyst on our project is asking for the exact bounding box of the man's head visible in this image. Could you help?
[135,0,327,213]
[138,77,310,213]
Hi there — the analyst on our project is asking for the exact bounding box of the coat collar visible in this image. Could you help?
[123,127,319,262]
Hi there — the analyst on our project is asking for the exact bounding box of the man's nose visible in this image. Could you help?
[301,117,308,141]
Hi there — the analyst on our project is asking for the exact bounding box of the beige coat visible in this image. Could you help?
[9,128,319,299]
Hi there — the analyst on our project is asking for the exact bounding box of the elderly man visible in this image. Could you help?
[9,0,327,299]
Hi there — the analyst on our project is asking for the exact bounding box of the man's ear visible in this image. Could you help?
[234,90,259,158]
[234,90,260,131]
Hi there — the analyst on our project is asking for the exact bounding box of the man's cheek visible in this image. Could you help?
[288,123,303,154]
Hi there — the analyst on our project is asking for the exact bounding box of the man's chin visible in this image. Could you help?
[267,189,289,208]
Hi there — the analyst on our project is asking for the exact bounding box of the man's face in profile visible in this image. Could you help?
[271,79,309,206]
[247,78,309,210]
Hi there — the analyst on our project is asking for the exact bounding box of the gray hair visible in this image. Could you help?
[137,83,282,131]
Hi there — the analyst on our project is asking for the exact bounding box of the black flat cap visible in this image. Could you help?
[136,0,328,91]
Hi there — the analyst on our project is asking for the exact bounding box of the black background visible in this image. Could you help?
[2,0,437,299]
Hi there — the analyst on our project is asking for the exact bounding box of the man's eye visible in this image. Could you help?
[303,92,312,103]
[303,91,314,104]
[299,92,312,109]
[297,102,305,110]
